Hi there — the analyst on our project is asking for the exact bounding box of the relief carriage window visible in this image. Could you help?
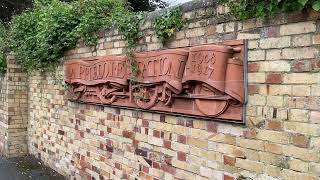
[64,40,247,123]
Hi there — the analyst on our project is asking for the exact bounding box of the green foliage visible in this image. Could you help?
[10,0,132,72]
[155,7,184,44]
[0,23,7,74]
[219,0,320,20]
[0,0,170,77]
[8,0,141,74]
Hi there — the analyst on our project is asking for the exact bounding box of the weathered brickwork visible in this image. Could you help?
[5,0,319,179]
[0,55,28,157]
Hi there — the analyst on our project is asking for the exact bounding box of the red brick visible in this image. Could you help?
[223,155,235,166]
[80,131,84,138]
[122,130,134,139]
[115,162,121,170]
[248,63,260,72]
[164,156,173,165]
[292,61,311,72]
[287,11,308,23]
[243,129,257,138]
[206,122,218,133]
[311,60,320,69]
[160,114,165,122]
[153,162,161,169]
[142,166,149,173]
[248,85,259,95]
[224,174,235,180]
[267,121,282,131]
[292,133,309,148]
[164,140,171,149]
[266,73,283,84]
[100,143,104,149]
[177,152,186,161]
[142,119,149,127]
[261,26,280,38]
[177,135,186,144]
[161,164,176,175]
[107,127,112,133]
[153,130,161,138]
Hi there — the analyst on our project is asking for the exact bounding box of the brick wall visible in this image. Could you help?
[0,55,28,157]
[25,1,320,179]
[0,61,7,154]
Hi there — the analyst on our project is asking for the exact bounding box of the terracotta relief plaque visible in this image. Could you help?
[64,40,247,123]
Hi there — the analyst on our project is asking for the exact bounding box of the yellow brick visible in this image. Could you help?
[283,145,319,162]
[292,85,311,96]
[280,21,316,35]
[283,73,319,84]
[248,73,266,83]
[312,34,320,44]
[288,158,308,172]
[309,163,320,176]
[259,152,281,165]
[259,61,291,72]
[311,85,320,96]
[265,143,283,154]
[237,138,264,151]
[282,47,317,60]
[169,39,190,48]
[268,85,292,96]
[186,28,205,38]
[266,49,281,60]
[216,144,245,158]
[267,96,284,107]
[248,50,265,61]
[147,43,162,51]
[260,36,291,49]
[256,130,289,144]
[310,111,320,124]
[281,169,317,180]
[237,33,260,40]
[310,137,320,148]
[284,121,320,136]
[188,138,208,149]
[208,133,236,145]
[292,34,312,47]
[235,159,263,173]
[225,22,235,32]
[247,40,259,49]
[289,109,309,122]
[265,165,281,177]
[190,129,209,139]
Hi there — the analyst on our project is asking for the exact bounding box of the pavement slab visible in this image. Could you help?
[0,155,65,180]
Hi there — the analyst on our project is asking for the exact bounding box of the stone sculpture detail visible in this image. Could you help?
[64,40,246,122]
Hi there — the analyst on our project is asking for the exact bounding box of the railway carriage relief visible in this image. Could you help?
[64,40,247,123]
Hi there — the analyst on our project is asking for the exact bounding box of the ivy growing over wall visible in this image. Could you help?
[8,0,143,74]
[0,23,7,74]
[219,0,320,20]
[155,7,184,44]
[0,0,184,77]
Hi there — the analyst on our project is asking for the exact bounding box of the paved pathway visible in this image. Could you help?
[0,155,65,180]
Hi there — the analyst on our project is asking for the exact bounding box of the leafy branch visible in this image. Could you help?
[219,0,320,20]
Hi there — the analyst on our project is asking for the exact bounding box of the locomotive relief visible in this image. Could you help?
[64,40,246,122]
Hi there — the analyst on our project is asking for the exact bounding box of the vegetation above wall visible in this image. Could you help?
[155,7,185,44]
[219,0,320,19]
[0,0,181,76]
